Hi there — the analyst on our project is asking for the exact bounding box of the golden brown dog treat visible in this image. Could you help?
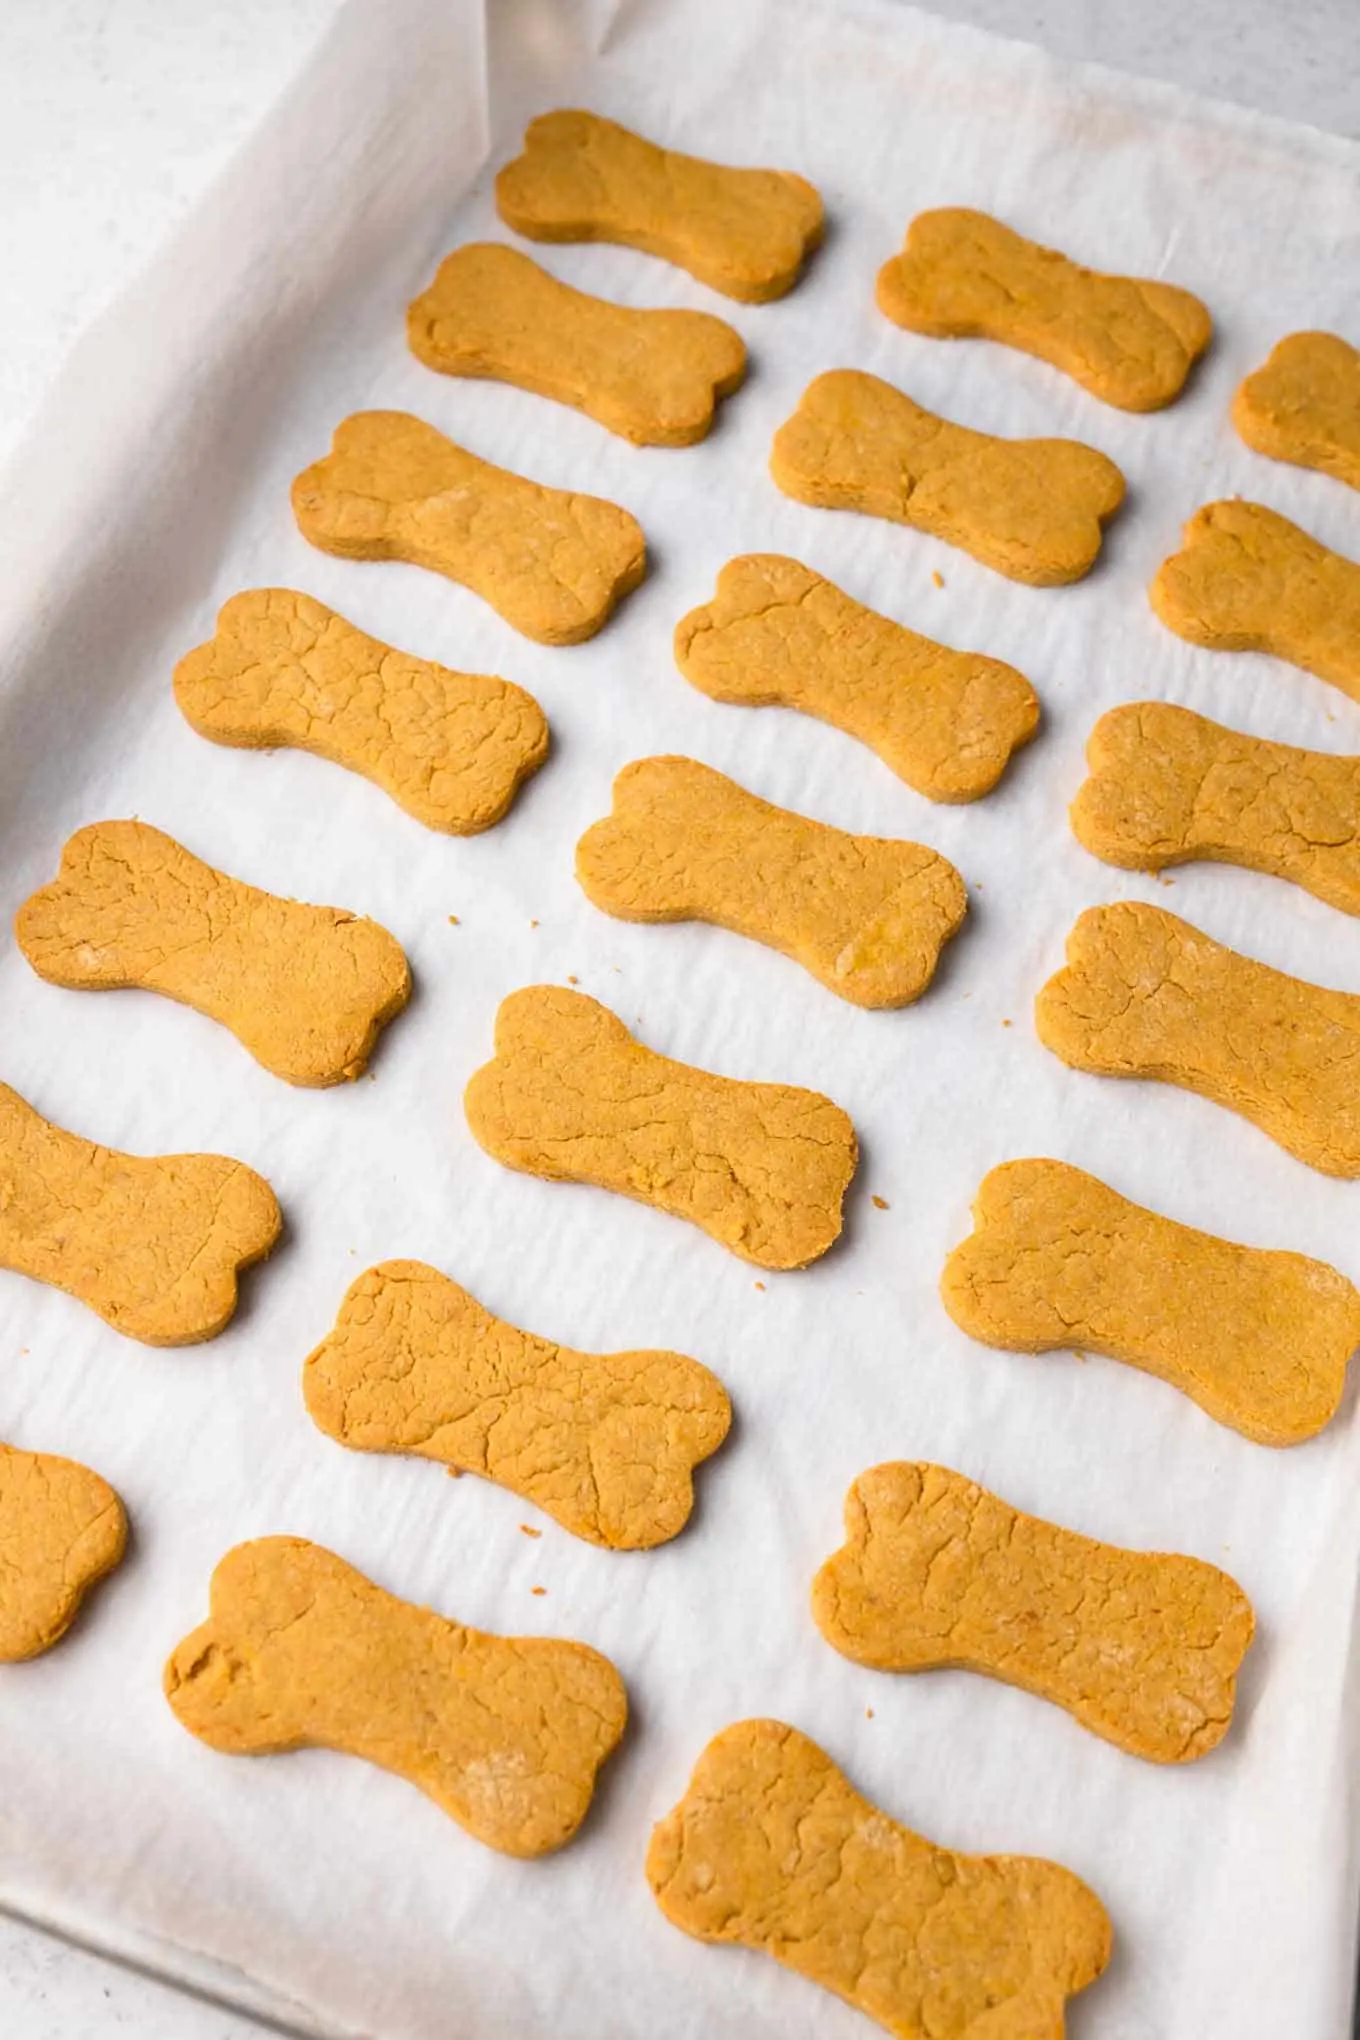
[772,370,1124,586]
[165,1537,625,1856]
[813,1461,1254,1760]
[1036,902,1360,1179]
[646,1718,1111,2036]
[941,1159,1360,1443]
[0,1444,127,1661]
[576,755,966,1007]
[877,209,1211,412]
[173,589,548,835]
[1072,700,1360,914]
[291,411,646,646]
[1232,331,1360,490]
[0,1080,279,1345]
[407,243,747,447]
[303,1258,730,1549]
[19,821,410,1088]
[494,110,823,304]
[673,555,1038,801]
[464,984,856,1269]
[1150,499,1360,701]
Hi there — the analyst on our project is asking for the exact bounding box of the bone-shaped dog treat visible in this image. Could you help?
[876,209,1211,412]
[646,1719,1111,2038]
[813,1461,1254,1759]
[0,1081,279,1344]
[291,411,646,646]
[1233,331,1360,491]
[173,589,548,834]
[1072,700,1360,915]
[407,243,747,447]
[165,1537,626,1856]
[576,755,967,1007]
[941,1159,1360,1443]
[494,109,823,303]
[464,985,856,1269]
[1150,500,1360,701]
[0,1444,127,1661]
[18,820,410,1087]
[673,555,1038,802]
[772,370,1124,586]
[303,1259,731,1549]
[1036,902,1360,1178]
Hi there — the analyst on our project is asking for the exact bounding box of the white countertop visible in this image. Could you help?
[0,0,1355,2033]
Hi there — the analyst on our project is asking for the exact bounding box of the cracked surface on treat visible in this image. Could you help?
[1036,901,1360,1178]
[464,984,856,1269]
[576,754,966,1006]
[164,1537,626,1857]
[674,555,1038,801]
[0,1080,280,1344]
[1072,700,1360,914]
[943,1159,1360,1443]
[0,1443,127,1661]
[877,209,1210,412]
[291,411,646,646]
[407,243,747,447]
[18,820,411,1087]
[646,1718,1111,2038]
[494,109,823,303]
[770,370,1124,586]
[303,1259,730,1549]
[1149,499,1360,700]
[1232,331,1360,491]
[174,589,548,834]
[813,1461,1254,1761]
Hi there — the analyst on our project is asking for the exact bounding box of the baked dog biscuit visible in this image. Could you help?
[303,1259,731,1549]
[1036,902,1360,1178]
[407,243,747,447]
[576,755,967,1007]
[1150,500,1360,701]
[292,411,646,645]
[18,820,410,1087]
[0,1080,279,1344]
[646,1719,1111,2037]
[771,370,1124,585]
[877,209,1211,411]
[464,985,856,1269]
[941,1160,1360,1443]
[173,589,548,834]
[0,1444,127,1660]
[165,1537,625,1856]
[813,1461,1254,1760]
[1072,700,1360,914]
[673,555,1038,801]
[494,110,823,303]
[1233,331,1360,490]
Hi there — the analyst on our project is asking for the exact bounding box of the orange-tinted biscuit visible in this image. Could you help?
[494,110,823,303]
[165,1537,626,1857]
[646,1719,1111,2037]
[18,819,410,1087]
[0,1080,279,1344]
[464,984,857,1269]
[877,209,1211,411]
[673,554,1038,800]
[292,411,646,645]
[814,1461,1254,1760]
[1233,331,1360,490]
[174,589,548,834]
[407,243,746,446]
[0,1444,127,1660]
[303,1259,730,1549]
[772,370,1124,585]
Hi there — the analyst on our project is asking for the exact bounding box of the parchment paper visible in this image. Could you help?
[1,1,1358,2034]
